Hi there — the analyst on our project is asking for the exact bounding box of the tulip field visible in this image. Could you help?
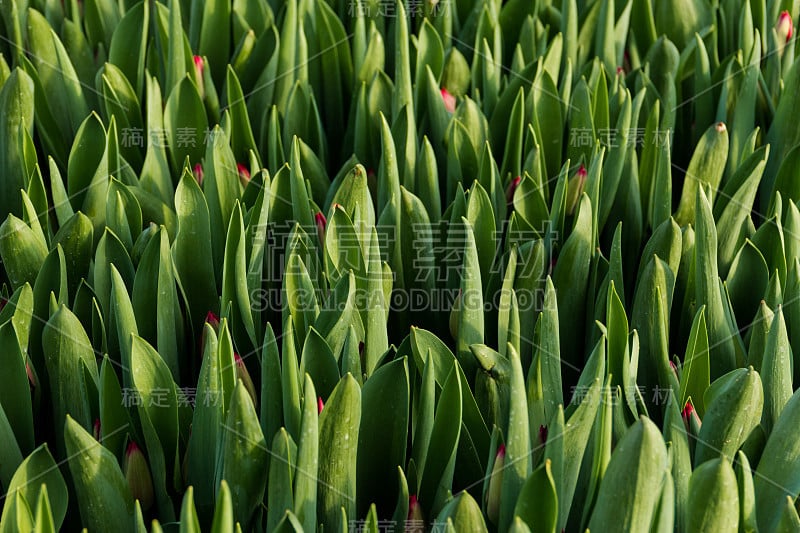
[0,0,799,531]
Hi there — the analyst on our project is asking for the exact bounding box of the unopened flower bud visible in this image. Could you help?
[406,494,425,532]
[124,442,154,512]
[236,163,251,187]
[539,424,548,445]
[506,176,522,205]
[93,419,101,441]
[317,397,324,414]
[192,56,205,99]
[777,11,794,43]
[315,211,327,248]
[441,87,456,113]
[235,354,257,405]
[566,164,587,215]
[193,163,204,186]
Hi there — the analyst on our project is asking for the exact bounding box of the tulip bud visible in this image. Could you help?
[566,164,587,215]
[777,11,794,43]
[486,444,505,524]
[234,354,257,405]
[682,399,702,435]
[538,424,548,445]
[124,442,154,512]
[92,419,101,441]
[200,311,220,357]
[317,396,324,414]
[406,494,425,533]
[505,176,521,205]
[315,211,327,248]
[441,87,456,113]
[193,163,204,186]
[206,311,220,330]
[236,163,251,187]
[192,55,205,99]
[26,360,37,390]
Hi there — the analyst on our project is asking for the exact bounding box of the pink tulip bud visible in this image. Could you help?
[616,66,625,76]
[193,163,204,186]
[235,354,258,405]
[441,87,456,113]
[124,442,154,511]
[93,419,101,441]
[192,56,206,99]
[406,495,425,532]
[317,397,324,414]
[505,175,522,205]
[777,11,794,43]
[236,163,251,187]
[486,444,506,524]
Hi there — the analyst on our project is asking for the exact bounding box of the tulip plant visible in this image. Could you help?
[1,0,800,531]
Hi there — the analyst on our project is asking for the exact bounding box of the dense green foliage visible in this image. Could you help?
[0,0,799,531]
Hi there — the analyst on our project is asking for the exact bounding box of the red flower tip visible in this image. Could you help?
[681,400,694,420]
[496,443,506,458]
[358,341,365,355]
[440,87,456,113]
[317,397,324,414]
[577,164,587,178]
[126,441,141,457]
[505,175,522,205]
[409,494,418,507]
[315,211,327,228]
[206,311,220,329]
[234,353,244,365]
[193,55,204,70]
[236,163,251,186]
[193,163,203,186]
[539,424,548,444]
[93,419,101,440]
[616,66,625,76]
[778,11,794,42]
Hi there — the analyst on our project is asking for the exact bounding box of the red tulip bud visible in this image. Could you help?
[93,419,101,441]
[539,424,548,445]
[315,211,327,247]
[506,175,522,205]
[317,397,324,414]
[235,354,257,405]
[682,399,702,436]
[440,87,456,113]
[193,163,204,186]
[566,164,587,215]
[486,444,506,524]
[206,311,220,330]
[777,11,794,43]
[192,55,205,98]
[406,494,425,532]
[236,163,251,187]
[124,442,154,512]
